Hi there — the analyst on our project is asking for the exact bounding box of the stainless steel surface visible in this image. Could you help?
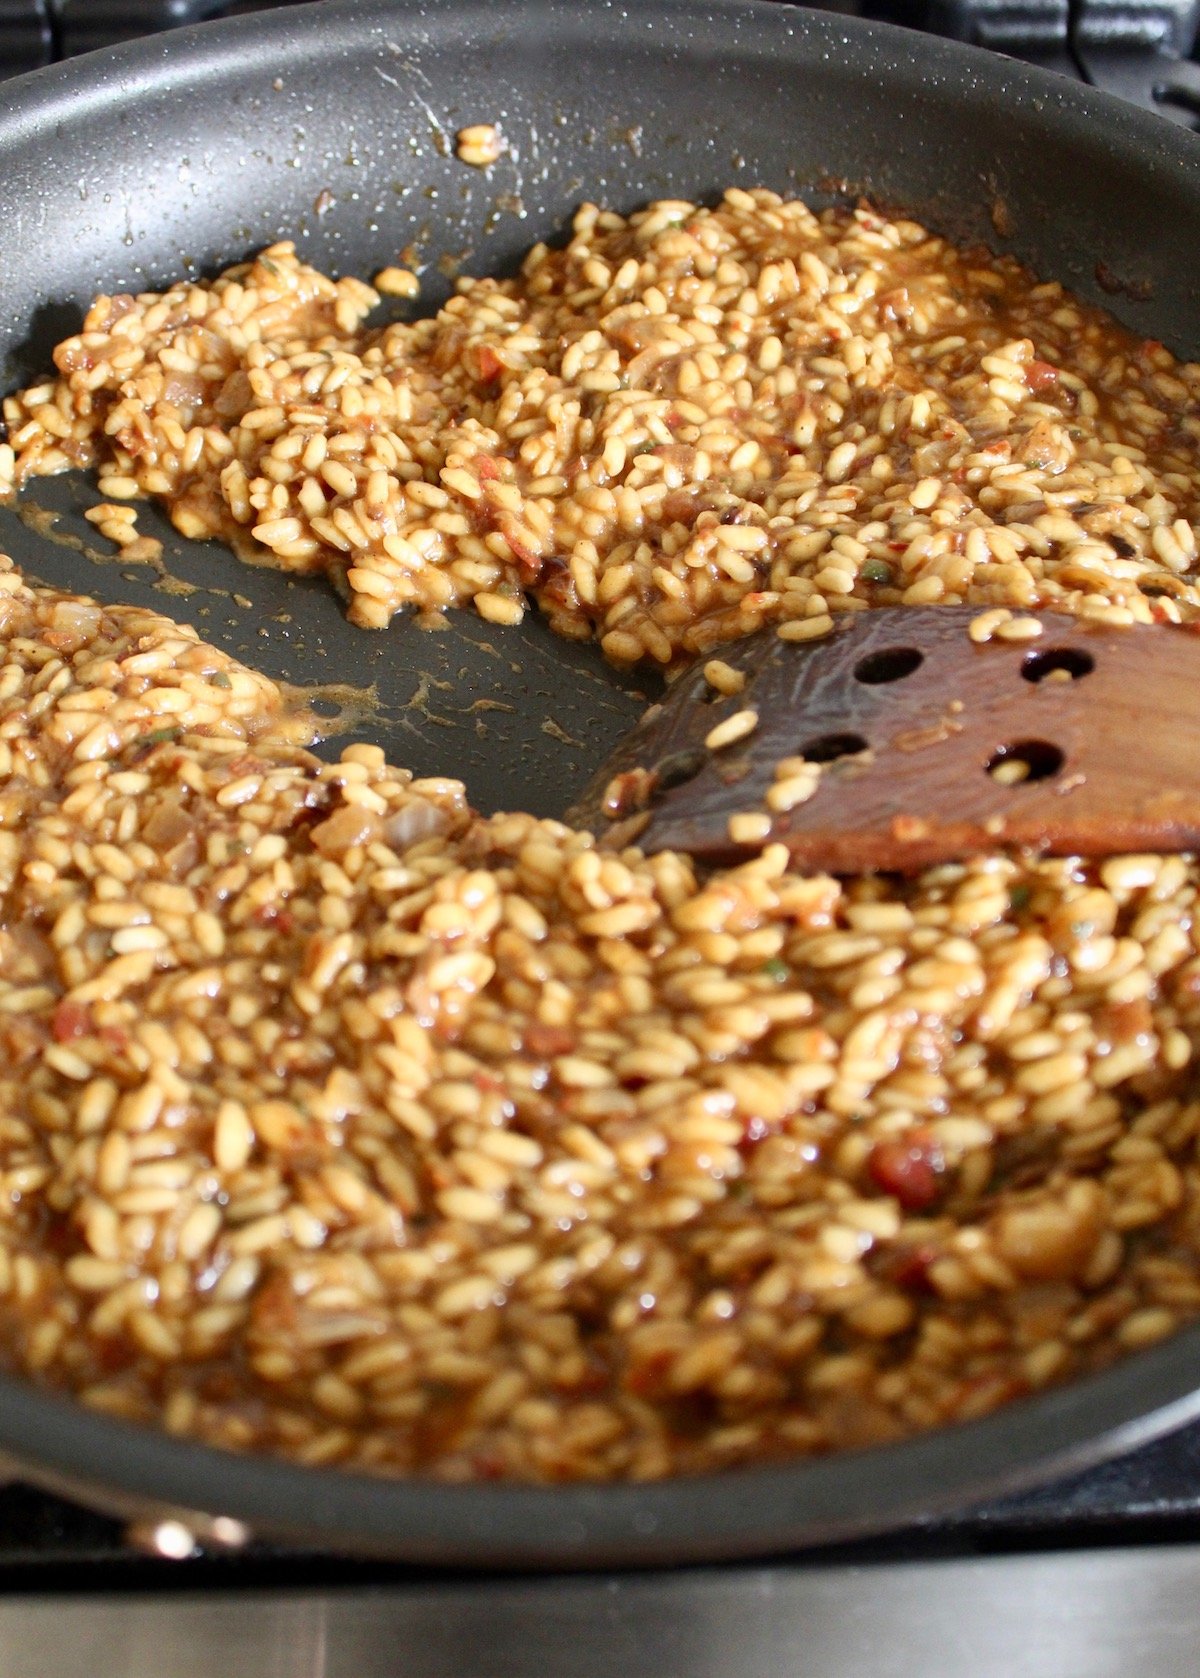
[2,1546,1199,1676]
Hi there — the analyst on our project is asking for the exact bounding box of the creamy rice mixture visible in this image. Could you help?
[0,192,1197,1483]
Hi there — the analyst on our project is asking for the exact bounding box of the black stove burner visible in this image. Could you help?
[0,0,1199,1581]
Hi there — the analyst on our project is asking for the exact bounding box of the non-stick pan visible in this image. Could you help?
[2,0,1200,1568]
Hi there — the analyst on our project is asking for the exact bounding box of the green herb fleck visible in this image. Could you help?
[140,727,180,747]
[762,957,789,983]
[1009,883,1032,912]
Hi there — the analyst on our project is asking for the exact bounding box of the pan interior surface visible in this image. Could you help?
[1,0,1200,1565]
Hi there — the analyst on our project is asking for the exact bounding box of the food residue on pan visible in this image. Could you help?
[277,677,382,739]
[540,715,585,748]
[11,498,165,577]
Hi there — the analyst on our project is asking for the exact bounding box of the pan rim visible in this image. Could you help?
[5,0,1200,181]
[0,1328,1194,1563]
[1,0,1200,1566]
[3,1323,1200,1567]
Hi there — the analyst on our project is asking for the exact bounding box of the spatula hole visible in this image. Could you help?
[986,739,1064,785]
[653,748,707,793]
[1020,647,1094,684]
[854,646,924,685]
[800,732,869,764]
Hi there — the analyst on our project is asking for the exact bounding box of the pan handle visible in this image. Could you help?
[1073,0,1200,121]
[930,0,1200,121]
[0,0,52,79]
[52,0,306,62]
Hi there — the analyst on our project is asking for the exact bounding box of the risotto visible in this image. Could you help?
[0,191,1196,1482]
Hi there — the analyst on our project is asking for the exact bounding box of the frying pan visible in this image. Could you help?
[2,0,1200,1568]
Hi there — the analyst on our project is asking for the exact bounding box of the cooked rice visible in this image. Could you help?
[0,191,1198,1483]
[7,190,1200,662]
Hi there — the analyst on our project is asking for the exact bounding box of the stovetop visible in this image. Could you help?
[3,1,1200,1667]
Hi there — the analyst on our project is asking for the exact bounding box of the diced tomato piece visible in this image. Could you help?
[505,531,540,574]
[566,1360,610,1396]
[475,345,504,385]
[51,1000,93,1043]
[624,1349,674,1396]
[1094,997,1154,1049]
[1024,360,1059,393]
[525,1022,575,1059]
[254,904,295,935]
[868,1134,944,1211]
[887,1243,940,1294]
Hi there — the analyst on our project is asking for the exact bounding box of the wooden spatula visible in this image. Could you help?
[567,606,1200,873]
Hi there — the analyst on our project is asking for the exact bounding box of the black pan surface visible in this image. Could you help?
[1,0,1200,1566]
